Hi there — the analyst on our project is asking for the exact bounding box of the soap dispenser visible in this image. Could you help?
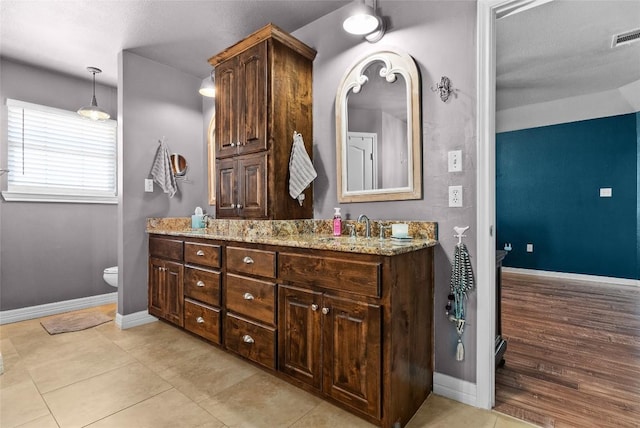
[333,208,342,236]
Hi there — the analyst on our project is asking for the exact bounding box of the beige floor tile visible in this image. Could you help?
[199,372,322,428]
[86,388,225,428]
[406,394,498,428]
[160,346,259,403]
[1,337,19,357]
[43,361,172,428]
[0,318,46,340]
[289,400,376,428]
[14,413,60,428]
[494,412,541,427]
[0,380,51,428]
[25,334,135,393]
[95,319,185,351]
[0,357,33,390]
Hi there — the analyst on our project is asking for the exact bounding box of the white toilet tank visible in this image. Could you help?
[103,266,118,288]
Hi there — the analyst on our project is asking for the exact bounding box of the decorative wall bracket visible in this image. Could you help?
[431,76,454,102]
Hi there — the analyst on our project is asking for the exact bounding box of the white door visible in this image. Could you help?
[346,132,377,192]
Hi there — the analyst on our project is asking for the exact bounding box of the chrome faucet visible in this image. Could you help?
[357,214,371,238]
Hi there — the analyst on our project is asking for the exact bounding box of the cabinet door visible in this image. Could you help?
[322,295,381,418]
[163,260,184,327]
[216,157,239,218]
[148,258,165,320]
[215,58,239,158]
[237,42,267,155]
[278,285,322,389]
[238,152,267,218]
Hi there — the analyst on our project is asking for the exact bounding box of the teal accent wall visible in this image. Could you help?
[496,113,639,280]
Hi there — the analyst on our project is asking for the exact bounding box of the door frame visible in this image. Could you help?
[476,0,552,409]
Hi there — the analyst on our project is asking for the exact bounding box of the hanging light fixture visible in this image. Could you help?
[77,67,110,121]
[342,0,385,42]
[199,70,215,97]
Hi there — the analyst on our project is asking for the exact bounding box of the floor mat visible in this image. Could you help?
[40,311,112,334]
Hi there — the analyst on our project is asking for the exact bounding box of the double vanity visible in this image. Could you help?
[147,217,437,428]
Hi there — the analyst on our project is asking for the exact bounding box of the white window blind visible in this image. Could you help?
[4,99,117,203]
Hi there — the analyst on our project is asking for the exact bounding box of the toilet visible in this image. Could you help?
[103,266,118,288]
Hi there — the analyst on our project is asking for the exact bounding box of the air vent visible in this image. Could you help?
[612,28,640,47]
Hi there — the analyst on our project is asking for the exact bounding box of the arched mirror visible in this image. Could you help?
[336,49,421,203]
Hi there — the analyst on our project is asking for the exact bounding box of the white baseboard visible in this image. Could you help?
[433,372,477,407]
[503,267,640,287]
[115,310,158,330]
[0,292,118,325]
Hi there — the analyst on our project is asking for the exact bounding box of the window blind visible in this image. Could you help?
[4,99,117,203]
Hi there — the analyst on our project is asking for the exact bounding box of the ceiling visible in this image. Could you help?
[496,0,640,110]
[0,0,350,86]
[1,0,638,111]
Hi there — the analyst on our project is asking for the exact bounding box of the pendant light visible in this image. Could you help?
[199,70,215,97]
[343,0,385,42]
[77,67,110,121]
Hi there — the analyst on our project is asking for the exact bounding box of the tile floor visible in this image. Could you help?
[0,304,537,428]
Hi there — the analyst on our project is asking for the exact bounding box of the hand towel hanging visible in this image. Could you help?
[150,139,178,198]
[288,131,317,206]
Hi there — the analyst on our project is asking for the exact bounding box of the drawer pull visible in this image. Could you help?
[230,142,236,147]
[322,307,330,315]
[230,203,236,209]
[196,316,205,324]
[311,304,318,311]
[242,256,254,264]
[196,280,205,287]
[196,250,205,256]
[237,204,243,209]
[243,292,255,300]
[242,334,255,344]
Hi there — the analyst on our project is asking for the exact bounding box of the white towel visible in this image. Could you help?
[288,131,317,206]
[150,139,178,198]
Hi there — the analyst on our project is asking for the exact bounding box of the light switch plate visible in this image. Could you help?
[526,243,534,253]
[599,187,612,197]
[144,179,154,192]
[448,150,462,172]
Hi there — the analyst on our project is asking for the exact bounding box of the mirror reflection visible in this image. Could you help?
[336,49,421,203]
[170,154,188,177]
[346,61,408,192]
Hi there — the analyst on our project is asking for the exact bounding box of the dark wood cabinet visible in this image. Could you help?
[209,23,316,219]
[148,257,184,327]
[278,285,381,417]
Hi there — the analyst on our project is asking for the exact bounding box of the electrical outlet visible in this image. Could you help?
[144,179,154,192]
[449,185,463,207]
[448,150,462,172]
[526,243,534,253]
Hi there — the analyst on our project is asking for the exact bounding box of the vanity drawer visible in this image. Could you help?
[149,236,183,262]
[226,273,276,325]
[279,252,381,298]
[225,313,276,370]
[184,267,221,306]
[227,247,276,279]
[184,299,221,344]
[184,242,221,268]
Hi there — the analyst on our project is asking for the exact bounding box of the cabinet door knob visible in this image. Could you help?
[237,141,242,146]
[196,316,205,324]
[196,250,205,256]
[322,307,330,315]
[311,304,318,311]
[237,204,243,209]
[243,292,254,300]
[230,142,236,147]
[230,203,236,209]
[242,256,254,264]
[242,334,255,344]
[196,280,205,287]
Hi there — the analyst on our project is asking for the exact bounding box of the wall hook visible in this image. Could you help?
[431,76,454,102]
[453,226,469,245]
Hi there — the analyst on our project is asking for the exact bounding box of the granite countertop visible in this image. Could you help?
[147,218,438,256]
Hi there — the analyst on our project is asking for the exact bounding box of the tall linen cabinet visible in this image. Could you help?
[209,24,316,219]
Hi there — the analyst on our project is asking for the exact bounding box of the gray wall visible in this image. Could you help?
[0,58,118,310]
[118,51,207,315]
[294,1,478,382]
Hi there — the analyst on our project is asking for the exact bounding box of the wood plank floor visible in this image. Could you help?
[495,271,640,428]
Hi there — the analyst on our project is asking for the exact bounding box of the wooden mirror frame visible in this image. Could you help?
[336,49,422,203]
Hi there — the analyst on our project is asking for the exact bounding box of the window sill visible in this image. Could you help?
[1,191,117,204]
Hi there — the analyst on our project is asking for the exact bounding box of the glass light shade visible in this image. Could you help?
[343,5,380,35]
[77,96,110,121]
[199,76,215,97]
